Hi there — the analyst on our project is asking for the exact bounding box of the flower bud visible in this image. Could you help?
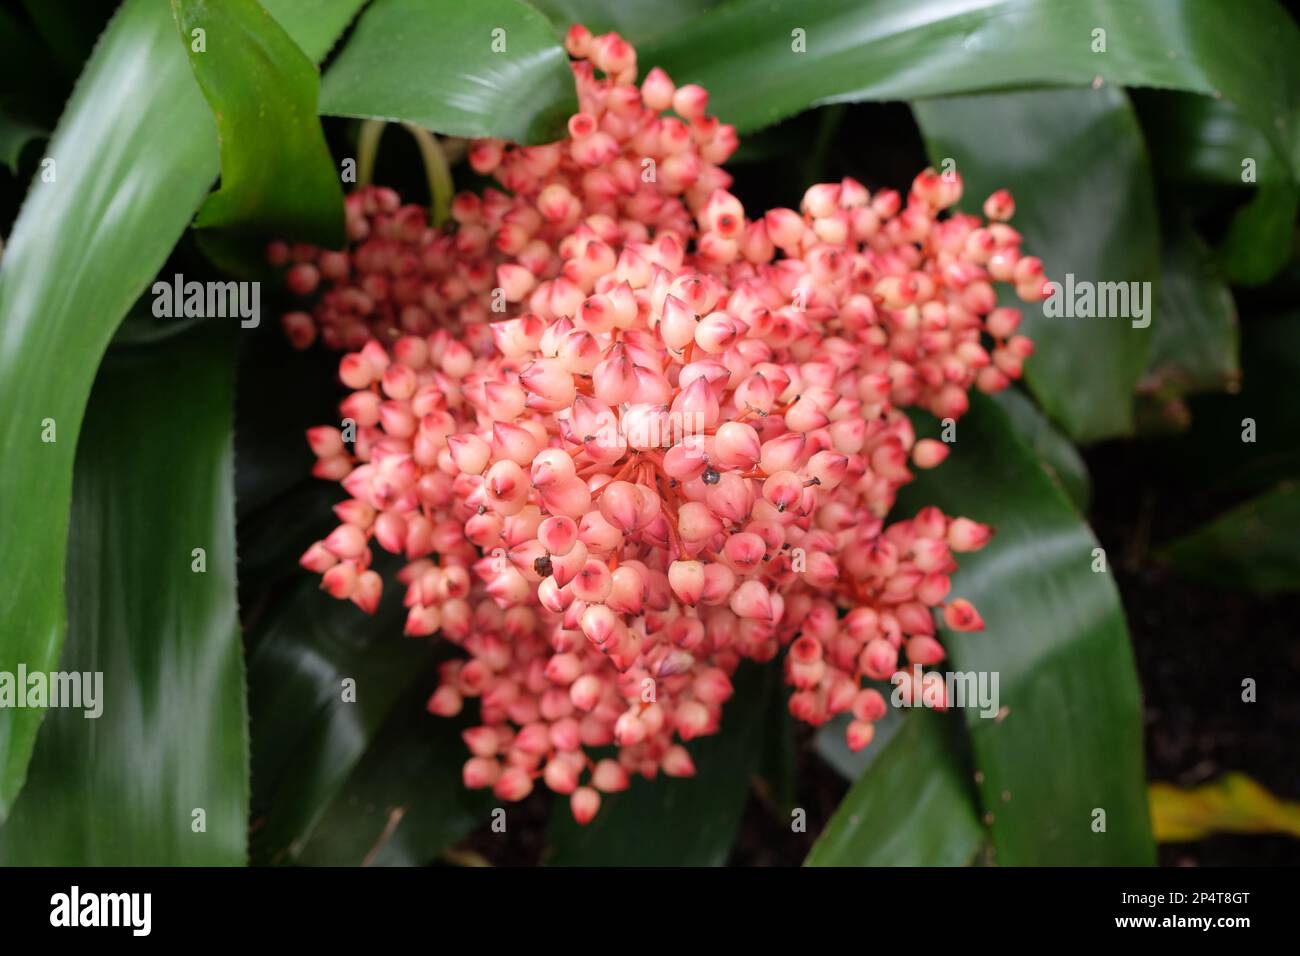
[668,560,705,605]
[943,598,985,632]
[571,786,602,824]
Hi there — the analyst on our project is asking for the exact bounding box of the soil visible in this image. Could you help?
[1086,441,1300,867]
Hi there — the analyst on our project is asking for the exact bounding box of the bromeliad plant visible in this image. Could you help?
[277,27,1045,822]
[1,0,1297,867]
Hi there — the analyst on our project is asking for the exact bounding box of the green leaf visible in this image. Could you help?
[0,0,367,822]
[1137,92,1274,188]
[526,0,719,44]
[814,687,904,781]
[0,0,215,821]
[899,393,1155,865]
[0,112,45,173]
[320,0,578,145]
[915,87,1160,442]
[1218,180,1299,287]
[1160,482,1300,595]
[172,0,345,245]
[993,389,1092,514]
[545,661,775,866]
[805,710,984,866]
[262,0,369,62]
[1135,92,1296,289]
[247,577,434,864]
[238,484,341,622]
[640,0,1300,182]
[1143,218,1239,397]
[0,322,247,865]
[296,683,494,866]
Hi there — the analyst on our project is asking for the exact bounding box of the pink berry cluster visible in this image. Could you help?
[273,25,1047,823]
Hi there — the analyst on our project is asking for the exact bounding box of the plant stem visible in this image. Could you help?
[802,103,846,189]
[404,123,453,228]
[356,119,386,187]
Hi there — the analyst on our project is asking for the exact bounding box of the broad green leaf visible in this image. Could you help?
[899,393,1155,865]
[993,389,1091,514]
[0,113,45,173]
[238,483,340,622]
[545,661,775,866]
[1150,774,1300,843]
[1218,180,1299,287]
[296,683,495,866]
[1137,92,1274,188]
[1143,218,1239,397]
[320,0,578,145]
[173,0,345,245]
[263,0,370,62]
[640,0,1300,182]
[526,0,719,43]
[814,687,904,781]
[0,322,247,865]
[1160,483,1300,595]
[1136,93,1296,288]
[109,312,209,348]
[0,0,367,821]
[805,710,984,866]
[0,0,216,821]
[916,87,1160,442]
[247,577,434,864]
